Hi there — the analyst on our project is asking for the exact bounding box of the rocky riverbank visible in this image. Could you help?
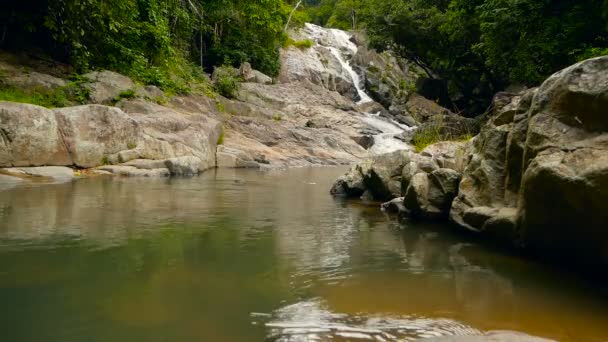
[1,23,465,187]
[331,56,608,271]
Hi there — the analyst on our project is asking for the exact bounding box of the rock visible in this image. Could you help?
[403,168,461,220]
[358,150,412,201]
[123,159,167,170]
[330,165,366,197]
[0,173,24,191]
[381,197,407,214]
[240,62,273,84]
[279,24,358,100]
[98,165,170,177]
[2,166,74,182]
[447,57,608,268]
[7,71,67,92]
[418,330,557,342]
[119,99,222,171]
[351,135,375,149]
[83,70,136,104]
[0,101,72,167]
[164,156,203,176]
[330,151,411,201]
[519,58,608,265]
[54,105,142,168]
[420,141,469,172]
[352,46,422,109]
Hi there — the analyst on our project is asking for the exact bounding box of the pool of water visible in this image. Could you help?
[0,167,607,341]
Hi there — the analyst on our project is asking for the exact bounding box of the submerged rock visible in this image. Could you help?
[2,166,74,182]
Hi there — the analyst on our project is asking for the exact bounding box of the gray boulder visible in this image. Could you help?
[83,70,136,104]
[54,105,142,168]
[517,56,608,265]
[165,156,203,176]
[0,101,72,167]
[240,62,273,85]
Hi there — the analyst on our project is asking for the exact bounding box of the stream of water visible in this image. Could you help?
[303,23,413,155]
[1,168,607,341]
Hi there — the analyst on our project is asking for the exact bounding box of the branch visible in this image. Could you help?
[284,0,303,32]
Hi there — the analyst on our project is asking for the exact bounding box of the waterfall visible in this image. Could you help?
[303,23,414,154]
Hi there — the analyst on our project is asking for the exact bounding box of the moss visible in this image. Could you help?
[216,128,225,145]
[0,84,69,108]
[127,142,137,150]
[272,113,283,121]
[368,65,380,73]
[283,37,313,50]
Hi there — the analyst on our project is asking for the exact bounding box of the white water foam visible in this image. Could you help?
[303,23,414,154]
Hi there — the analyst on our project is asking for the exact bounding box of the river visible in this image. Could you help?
[0,167,607,341]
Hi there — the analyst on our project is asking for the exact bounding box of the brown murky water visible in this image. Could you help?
[0,167,607,341]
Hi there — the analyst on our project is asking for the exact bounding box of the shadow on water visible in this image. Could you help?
[0,167,607,341]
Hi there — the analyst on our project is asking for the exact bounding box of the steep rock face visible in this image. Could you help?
[279,24,358,99]
[451,57,608,263]
[448,88,536,236]
[352,46,422,109]
[517,57,608,265]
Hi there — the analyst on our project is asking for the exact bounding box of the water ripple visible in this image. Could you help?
[255,299,481,341]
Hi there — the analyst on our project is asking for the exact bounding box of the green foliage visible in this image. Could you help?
[3,0,289,91]
[213,66,241,99]
[412,122,473,153]
[0,85,62,108]
[342,0,608,115]
[272,113,283,121]
[0,73,92,108]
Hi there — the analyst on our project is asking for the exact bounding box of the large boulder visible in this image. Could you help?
[449,56,608,267]
[83,70,136,104]
[118,99,222,172]
[240,62,273,85]
[54,105,142,168]
[517,57,608,265]
[0,101,72,167]
[330,150,410,201]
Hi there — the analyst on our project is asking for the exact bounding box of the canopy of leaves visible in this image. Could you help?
[1,0,301,91]
[306,0,608,115]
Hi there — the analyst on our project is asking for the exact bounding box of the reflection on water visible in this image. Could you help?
[260,299,481,341]
[0,167,607,342]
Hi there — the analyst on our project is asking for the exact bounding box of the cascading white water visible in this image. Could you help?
[303,23,414,154]
[360,112,414,154]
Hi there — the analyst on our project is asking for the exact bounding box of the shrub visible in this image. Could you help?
[212,66,241,99]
